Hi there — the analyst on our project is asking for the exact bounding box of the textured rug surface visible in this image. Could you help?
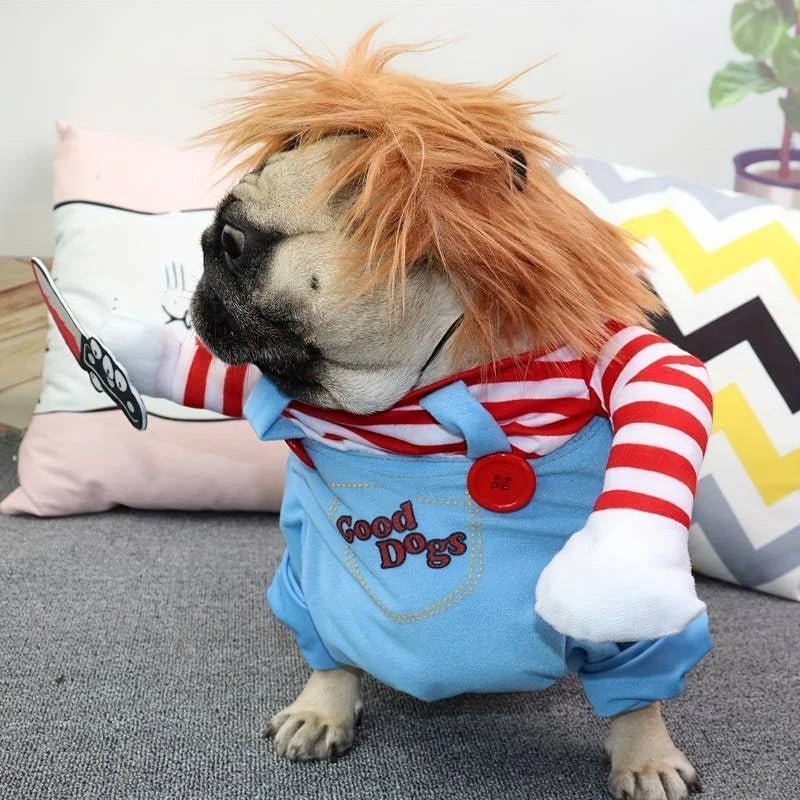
[0,430,797,800]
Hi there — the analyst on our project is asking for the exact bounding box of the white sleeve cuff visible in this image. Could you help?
[100,315,183,400]
[534,509,705,643]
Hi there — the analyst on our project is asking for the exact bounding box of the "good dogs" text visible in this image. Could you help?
[336,500,467,570]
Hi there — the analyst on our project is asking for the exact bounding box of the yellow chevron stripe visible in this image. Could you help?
[621,210,800,299]
[712,384,800,505]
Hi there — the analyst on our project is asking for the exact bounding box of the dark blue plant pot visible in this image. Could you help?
[734,148,800,208]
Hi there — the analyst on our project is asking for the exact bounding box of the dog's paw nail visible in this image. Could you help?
[263,718,282,739]
[355,707,364,727]
[328,743,340,763]
[687,778,703,794]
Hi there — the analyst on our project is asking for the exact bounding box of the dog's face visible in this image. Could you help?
[192,137,462,414]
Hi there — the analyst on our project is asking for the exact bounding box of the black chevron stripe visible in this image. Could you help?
[653,297,800,413]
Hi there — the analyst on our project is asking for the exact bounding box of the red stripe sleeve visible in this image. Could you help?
[585,325,713,534]
[606,443,699,492]
[183,345,213,409]
[594,490,692,528]
[222,364,248,417]
[599,332,666,407]
[628,361,713,413]
[611,401,711,451]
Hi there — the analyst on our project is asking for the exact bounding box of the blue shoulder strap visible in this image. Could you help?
[419,380,510,459]
[244,377,305,441]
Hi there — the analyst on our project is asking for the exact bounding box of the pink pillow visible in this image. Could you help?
[1,123,287,516]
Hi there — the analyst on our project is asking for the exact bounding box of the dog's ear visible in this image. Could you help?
[506,148,527,191]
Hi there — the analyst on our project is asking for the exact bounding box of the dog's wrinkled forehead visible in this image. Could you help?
[225,137,349,236]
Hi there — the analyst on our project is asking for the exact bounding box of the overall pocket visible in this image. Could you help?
[303,445,487,623]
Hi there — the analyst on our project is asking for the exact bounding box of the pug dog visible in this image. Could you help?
[180,32,710,800]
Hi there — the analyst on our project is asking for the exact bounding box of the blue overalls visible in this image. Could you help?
[246,377,711,717]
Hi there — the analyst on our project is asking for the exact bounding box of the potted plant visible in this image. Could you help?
[709,0,800,207]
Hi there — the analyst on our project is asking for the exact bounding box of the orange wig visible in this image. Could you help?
[202,27,660,360]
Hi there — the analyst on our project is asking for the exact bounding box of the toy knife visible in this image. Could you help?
[30,257,148,431]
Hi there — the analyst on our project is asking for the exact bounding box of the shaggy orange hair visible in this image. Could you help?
[202,27,660,360]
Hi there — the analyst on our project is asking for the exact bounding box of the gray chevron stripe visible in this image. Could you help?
[574,157,770,219]
[694,476,800,587]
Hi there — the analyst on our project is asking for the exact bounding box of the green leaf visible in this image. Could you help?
[773,32,800,86]
[709,60,781,107]
[752,0,778,9]
[779,92,800,128]
[731,1,786,57]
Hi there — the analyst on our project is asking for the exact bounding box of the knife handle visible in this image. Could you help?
[81,335,148,431]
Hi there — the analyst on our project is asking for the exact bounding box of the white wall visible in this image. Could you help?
[0,0,785,255]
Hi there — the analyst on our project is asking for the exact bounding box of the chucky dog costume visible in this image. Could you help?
[78,317,712,717]
[36,35,714,717]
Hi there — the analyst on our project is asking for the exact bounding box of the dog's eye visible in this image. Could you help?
[221,224,245,263]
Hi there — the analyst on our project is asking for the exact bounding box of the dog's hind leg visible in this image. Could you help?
[264,666,363,762]
[605,703,701,800]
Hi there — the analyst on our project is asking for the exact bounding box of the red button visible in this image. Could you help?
[467,452,536,512]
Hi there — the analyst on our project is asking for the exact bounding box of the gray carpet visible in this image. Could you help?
[0,430,797,800]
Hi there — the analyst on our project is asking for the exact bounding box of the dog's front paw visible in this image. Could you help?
[264,705,360,762]
[263,667,363,762]
[607,749,701,800]
[606,704,701,800]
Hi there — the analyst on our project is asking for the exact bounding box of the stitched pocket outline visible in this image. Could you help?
[327,486,486,624]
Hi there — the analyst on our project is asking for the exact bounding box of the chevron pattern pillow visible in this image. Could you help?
[565,159,800,601]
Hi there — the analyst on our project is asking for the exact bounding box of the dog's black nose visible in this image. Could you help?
[220,223,246,267]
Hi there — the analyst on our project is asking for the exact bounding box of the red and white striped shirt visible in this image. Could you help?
[153,325,712,532]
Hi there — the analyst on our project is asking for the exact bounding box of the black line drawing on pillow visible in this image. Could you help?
[161,260,199,329]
